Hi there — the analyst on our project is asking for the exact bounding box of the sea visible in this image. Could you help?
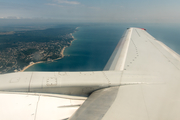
[25,23,180,72]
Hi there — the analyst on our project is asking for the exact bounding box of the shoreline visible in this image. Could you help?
[20,61,44,72]
[51,46,67,61]
[21,28,78,72]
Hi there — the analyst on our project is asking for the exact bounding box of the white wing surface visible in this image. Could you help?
[70,28,180,120]
[0,28,180,120]
[101,28,180,120]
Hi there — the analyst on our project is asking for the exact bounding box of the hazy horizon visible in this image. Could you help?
[1,0,180,24]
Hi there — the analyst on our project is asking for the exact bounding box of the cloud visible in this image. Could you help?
[55,0,80,5]
[46,0,80,7]
[0,16,21,19]
[46,3,64,7]
[88,6,101,10]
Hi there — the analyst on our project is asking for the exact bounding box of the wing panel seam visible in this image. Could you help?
[140,84,150,120]
[34,95,40,120]
[28,72,33,92]
[147,38,180,70]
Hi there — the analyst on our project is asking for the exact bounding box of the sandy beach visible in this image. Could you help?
[20,46,67,72]
[20,61,44,72]
[51,46,67,61]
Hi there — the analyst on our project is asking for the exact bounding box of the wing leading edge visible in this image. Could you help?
[104,28,133,71]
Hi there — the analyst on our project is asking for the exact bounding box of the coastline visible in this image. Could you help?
[21,28,78,72]
[51,46,67,61]
[20,61,44,72]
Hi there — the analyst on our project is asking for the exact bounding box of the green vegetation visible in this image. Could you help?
[22,49,39,55]
[0,25,78,74]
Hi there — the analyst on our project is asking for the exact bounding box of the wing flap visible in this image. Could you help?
[102,74,180,120]
[69,87,119,120]
[102,85,149,120]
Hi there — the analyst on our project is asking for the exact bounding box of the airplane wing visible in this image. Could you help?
[0,28,180,120]
[70,28,180,120]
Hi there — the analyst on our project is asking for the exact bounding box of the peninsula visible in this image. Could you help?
[0,26,78,74]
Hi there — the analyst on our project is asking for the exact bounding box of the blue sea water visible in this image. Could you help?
[25,23,180,72]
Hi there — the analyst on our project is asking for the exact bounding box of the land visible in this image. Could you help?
[0,26,78,74]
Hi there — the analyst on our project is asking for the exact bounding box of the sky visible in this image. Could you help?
[0,0,180,23]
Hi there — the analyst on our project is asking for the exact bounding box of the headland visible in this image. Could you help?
[0,26,78,74]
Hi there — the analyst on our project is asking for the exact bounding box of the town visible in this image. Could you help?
[0,27,77,74]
